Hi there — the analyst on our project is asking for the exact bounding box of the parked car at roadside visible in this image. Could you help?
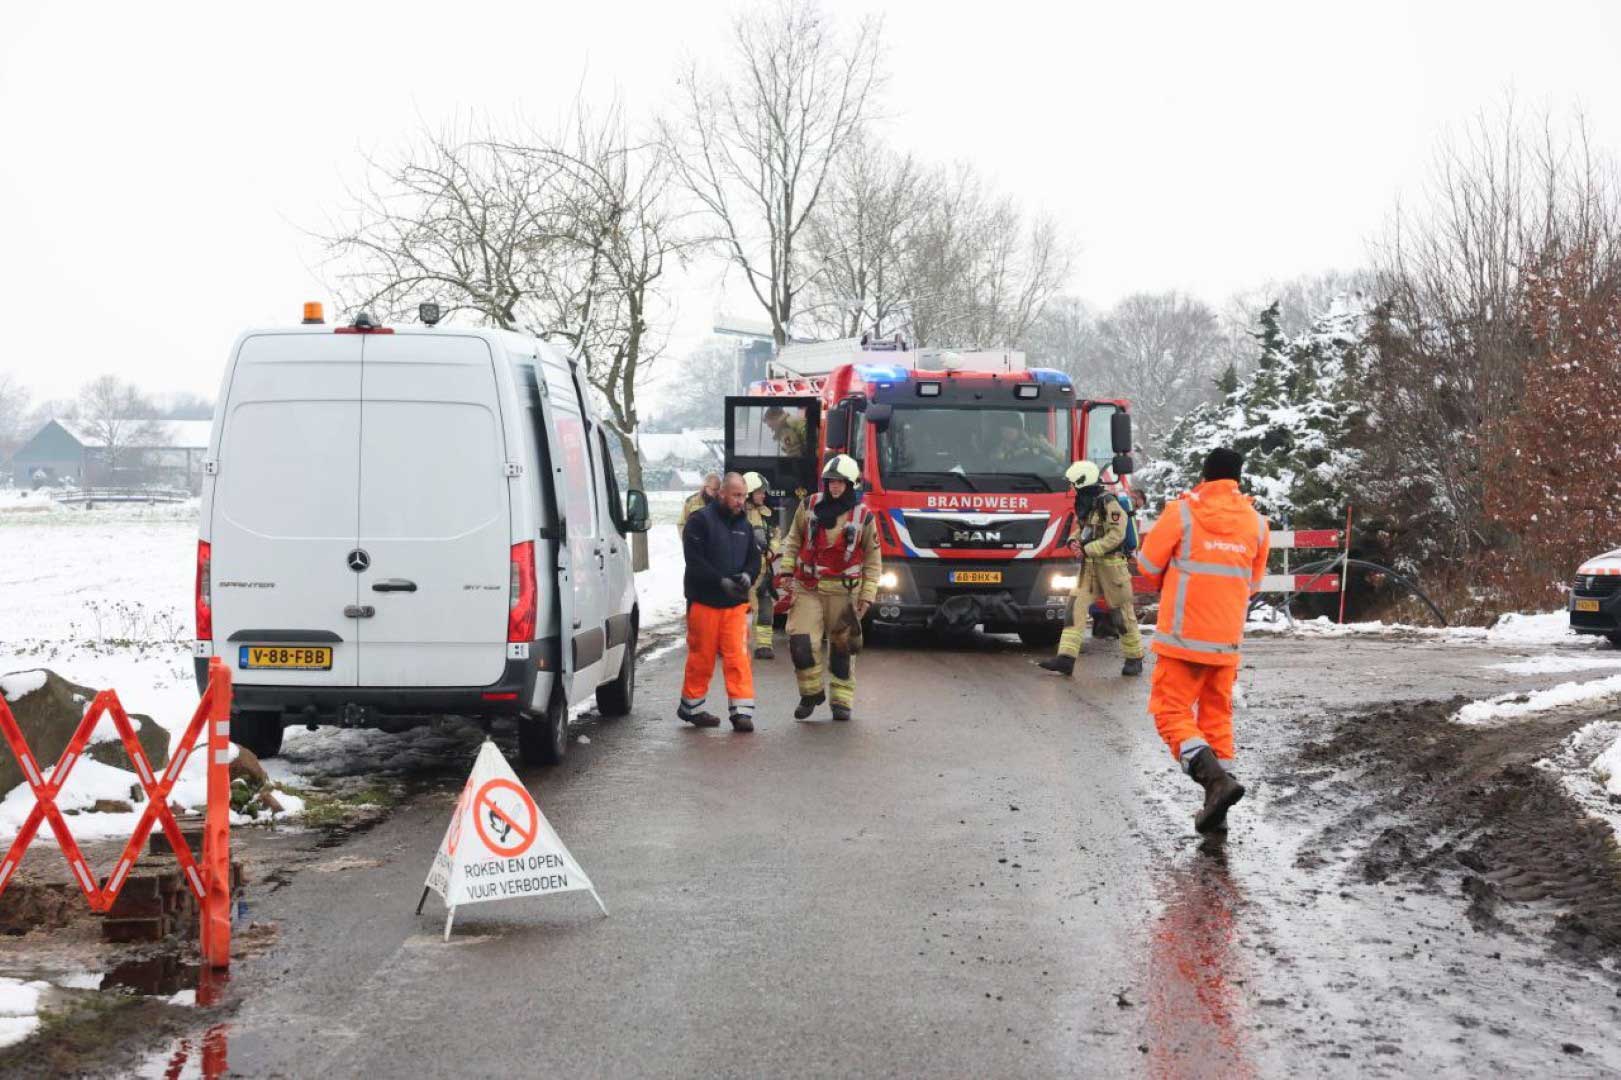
[1570,547,1621,647]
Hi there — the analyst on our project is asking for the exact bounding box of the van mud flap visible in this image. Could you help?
[930,591,1021,633]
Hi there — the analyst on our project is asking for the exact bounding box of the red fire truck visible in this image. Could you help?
[724,337,1134,645]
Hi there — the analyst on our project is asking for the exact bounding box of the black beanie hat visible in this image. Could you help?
[1202,447,1244,482]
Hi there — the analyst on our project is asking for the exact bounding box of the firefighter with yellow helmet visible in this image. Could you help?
[743,471,779,659]
[1037,460,1145,677]
[779,454,882,721]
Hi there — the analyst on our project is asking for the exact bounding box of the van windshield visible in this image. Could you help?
[876,406,1072,492]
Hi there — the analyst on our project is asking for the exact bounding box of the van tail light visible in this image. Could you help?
[195,540,213,640]
[508,541,537,643]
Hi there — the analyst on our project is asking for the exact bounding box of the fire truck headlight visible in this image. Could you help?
[1051,573,1079,593]
[878,571,899,589]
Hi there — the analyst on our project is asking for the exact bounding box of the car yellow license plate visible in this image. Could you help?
[1576,598,1602,612]
[949,571,1003,584]
[240,646,333,670]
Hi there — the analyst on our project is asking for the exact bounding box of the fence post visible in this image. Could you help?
[200,659,232,969]
[1337,505,1354,624]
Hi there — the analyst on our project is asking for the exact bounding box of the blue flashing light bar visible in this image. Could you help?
[853,363,911,382]
[1027,367,1072,385]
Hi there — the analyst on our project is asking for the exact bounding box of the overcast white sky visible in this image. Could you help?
[4,0,1621,408]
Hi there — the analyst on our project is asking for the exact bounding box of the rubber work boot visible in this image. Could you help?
[794,692,827,719]
[730,712,755,733]
[679,709,722,728]
[830,704,852,722]
[1186,748,1245,834]
[1122,657,1144,677]
[754,646,775,660]
[1037,654,1075,677]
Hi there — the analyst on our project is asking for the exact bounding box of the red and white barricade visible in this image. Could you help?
[0,658,234,968]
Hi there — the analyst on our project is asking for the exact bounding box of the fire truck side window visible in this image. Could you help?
[1084,404,1118,465]
[732,404,811,458]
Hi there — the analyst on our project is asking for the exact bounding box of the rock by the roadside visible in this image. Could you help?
[0,669,169,794]
[230,745,268,788]
[90,799,134,814]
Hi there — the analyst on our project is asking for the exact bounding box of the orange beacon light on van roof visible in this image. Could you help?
[302,302,325,325]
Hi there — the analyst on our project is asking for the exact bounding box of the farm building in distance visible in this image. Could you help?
[7,418,212,492]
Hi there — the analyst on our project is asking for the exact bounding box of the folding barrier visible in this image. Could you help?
[0,659,233,968]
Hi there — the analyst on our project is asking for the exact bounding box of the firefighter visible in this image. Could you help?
[780,454,881,722]
[743,471,779,660]
[1038,461,1145,677]
[764,406,808,458]
[1136,448,1269,834]
[987,414,1063,468]
[679,472,761,732]
[679,472,721,531]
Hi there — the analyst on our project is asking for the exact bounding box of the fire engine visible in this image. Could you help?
[724,336,1134,645]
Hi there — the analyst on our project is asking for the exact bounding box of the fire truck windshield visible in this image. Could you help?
[876,405,1072,492]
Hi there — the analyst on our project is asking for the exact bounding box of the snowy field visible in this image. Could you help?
[0,489,688,845]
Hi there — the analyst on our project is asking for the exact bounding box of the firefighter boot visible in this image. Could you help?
[830,704,852,722]
[1037,654,1075,677]
[754,645,775,660]
[1122,657,1144,677]
[1186,747,1245,834]
[794,692,826,720]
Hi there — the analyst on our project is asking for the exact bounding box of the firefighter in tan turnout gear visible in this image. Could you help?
[743,471,779,660]
[1038,460,1146,678]
[780,454,882,722]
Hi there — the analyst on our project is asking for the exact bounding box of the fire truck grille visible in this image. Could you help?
[900,514,1052,551]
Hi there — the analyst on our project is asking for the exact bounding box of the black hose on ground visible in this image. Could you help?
[1280,556,1449,628]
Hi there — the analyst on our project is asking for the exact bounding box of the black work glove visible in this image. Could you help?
[720,575,750,602]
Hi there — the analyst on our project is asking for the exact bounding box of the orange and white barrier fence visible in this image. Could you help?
[1132,528,1346,594]
[0,658,233,968]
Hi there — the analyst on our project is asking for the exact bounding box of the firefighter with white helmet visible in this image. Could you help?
[1037,460,1145,678]
[779,454,882,721]
[743,471,779,659]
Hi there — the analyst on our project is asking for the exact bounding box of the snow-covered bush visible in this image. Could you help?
[1138,298,1370,527]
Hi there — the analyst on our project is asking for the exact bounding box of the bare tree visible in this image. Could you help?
[324,111,691,569]
[665,0,883,347]
[1083,292,1224,450]
[76,375,165,480]
[904,163,1070,349]
[800,133,930,339]
[1367,99,1621,565]
[1019,296,1099,380]
[0,373,32,462]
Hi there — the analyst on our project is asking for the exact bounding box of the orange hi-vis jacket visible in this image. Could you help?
[1136,479,1270,667]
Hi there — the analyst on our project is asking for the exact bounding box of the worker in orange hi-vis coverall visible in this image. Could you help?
[1135,447,1270,835]
[679,473,762,733]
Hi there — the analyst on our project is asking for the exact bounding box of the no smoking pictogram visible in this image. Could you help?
[473,779,538,858]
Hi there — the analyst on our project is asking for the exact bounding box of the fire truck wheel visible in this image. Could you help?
[1018,625,1063,648]
[1608,632,1621,649]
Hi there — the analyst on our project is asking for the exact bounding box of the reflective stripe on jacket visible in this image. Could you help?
[1136,479,1269,667]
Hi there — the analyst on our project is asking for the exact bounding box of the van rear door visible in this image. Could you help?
[211,332,363,687]
[354,334,511,688]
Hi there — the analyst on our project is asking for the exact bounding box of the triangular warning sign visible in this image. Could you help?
[418,741,606,939]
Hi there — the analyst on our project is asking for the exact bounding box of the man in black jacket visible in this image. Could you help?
[680,472,762,731]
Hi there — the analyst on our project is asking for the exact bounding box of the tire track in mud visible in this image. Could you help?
[1289,697,1621,968]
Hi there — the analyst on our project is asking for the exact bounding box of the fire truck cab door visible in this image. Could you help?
[724,396,821,526]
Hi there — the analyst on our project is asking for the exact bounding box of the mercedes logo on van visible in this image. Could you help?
[347,549,371,572]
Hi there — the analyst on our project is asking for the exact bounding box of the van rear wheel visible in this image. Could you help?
[596,622,637,717]
[519,691,569,767]
[231,711,284,759]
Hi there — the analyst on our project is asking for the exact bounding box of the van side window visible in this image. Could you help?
[515,364,560,531]
[555,415,597,535]
[597,429,626,535]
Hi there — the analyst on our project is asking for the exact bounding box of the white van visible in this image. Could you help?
[194,306,650,766]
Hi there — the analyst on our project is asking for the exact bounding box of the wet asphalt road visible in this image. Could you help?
[215,630,1621,1078]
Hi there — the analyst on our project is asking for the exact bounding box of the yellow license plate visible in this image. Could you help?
[1576,598,1602,612]
[949,571,1003,584]
[240,646,333,670]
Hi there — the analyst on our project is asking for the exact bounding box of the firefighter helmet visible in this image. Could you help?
[743,471,767,495]
[1064,460,1101,488]
[821,454,860,484]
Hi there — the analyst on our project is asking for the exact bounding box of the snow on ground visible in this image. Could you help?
[0,491,693,844]
[1248,607,1604,649]
[1489,655,1621,676]
[0,976,48,1048]
[1453,674,1621,725]
[1539,718,1621,844]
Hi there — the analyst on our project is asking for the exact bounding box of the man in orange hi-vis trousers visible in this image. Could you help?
[1136,448,1270,834]
[680,473,762,732]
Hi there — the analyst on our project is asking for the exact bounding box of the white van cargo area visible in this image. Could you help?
[195,311,650,766]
